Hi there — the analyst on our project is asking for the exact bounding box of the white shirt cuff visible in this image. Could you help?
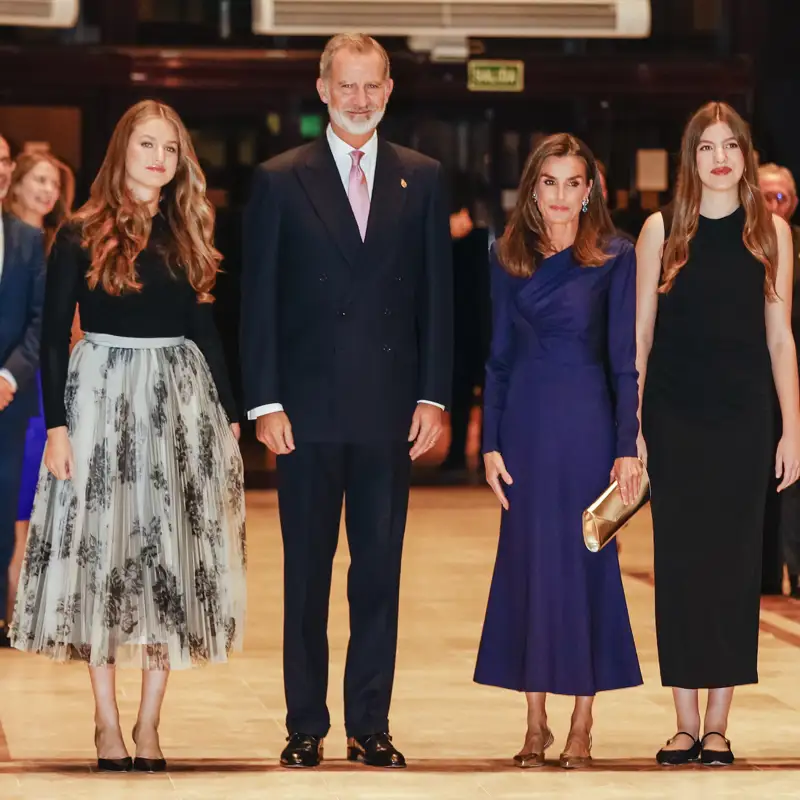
[0,368,18,391]
[418,399,445,410]
[247,400,444,419]
[247,403,284,420]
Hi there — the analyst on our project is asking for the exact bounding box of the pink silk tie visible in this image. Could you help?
[348,149,370,241]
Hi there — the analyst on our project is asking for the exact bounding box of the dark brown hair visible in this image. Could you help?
[661,102,777,297]
[72,100,221,301]
[498,133,615,278]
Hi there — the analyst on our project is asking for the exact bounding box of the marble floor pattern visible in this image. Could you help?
[2,487,800,799]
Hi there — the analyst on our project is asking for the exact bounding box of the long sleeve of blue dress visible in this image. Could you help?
[482,245,517,454]
[606,242,640,458]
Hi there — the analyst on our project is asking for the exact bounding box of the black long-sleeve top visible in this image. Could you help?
[41,215,238,429]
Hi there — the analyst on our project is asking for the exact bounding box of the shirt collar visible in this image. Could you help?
[326,123,378,163]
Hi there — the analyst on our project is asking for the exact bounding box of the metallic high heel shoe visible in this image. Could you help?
[513,728,554,768]
[559,733,593,770]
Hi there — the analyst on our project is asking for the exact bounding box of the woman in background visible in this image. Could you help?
[475,133,642,770]
[637,102,800,766]
[9,100,246,773]
[4,151,75,622]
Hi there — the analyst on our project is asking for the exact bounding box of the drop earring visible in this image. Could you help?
[582,197,589,213]
[532,191,538,203]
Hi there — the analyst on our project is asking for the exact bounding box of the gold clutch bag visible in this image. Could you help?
[582,463,650,553]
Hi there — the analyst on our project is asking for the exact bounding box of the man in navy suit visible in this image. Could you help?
[0,134,46,640]
[241,35,452,769]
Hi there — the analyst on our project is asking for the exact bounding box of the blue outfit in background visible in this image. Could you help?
[0,215,46,616]
[16,372,46,521]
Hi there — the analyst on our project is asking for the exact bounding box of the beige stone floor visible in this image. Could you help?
[2,487,800,799]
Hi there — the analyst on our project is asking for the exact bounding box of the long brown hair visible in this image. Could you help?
[498,133,615,278]
[72,100,221,301]
[5,151,75,253]
[660,102,777,297]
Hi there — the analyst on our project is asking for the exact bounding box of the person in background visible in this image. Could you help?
[637,102,800,766]
[476,133,642,770]
[9,101,246,772]
[758,163,800,597]
[597,160,636,244]
[3,151,75,624]
[0,136,46,648]
[440,172,490,473]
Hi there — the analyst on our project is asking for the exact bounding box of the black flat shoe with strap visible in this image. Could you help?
[656,732,701,766]
[700,732,734,766]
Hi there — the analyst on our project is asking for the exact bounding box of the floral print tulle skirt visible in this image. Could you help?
[10,333,247,670]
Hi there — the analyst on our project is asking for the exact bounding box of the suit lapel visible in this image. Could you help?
[295,137,363,269]
[363,139,407,260]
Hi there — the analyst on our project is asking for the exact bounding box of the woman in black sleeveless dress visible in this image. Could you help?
[637,103,800,766]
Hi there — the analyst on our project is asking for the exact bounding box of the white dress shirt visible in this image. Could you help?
[247,125,444,420]
[0,208,17,392]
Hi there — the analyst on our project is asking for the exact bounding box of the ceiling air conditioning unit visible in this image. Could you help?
[252,0,651,39]
[0,0,79,27]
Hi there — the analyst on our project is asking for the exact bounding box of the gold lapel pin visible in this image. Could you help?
[400,178,407,188]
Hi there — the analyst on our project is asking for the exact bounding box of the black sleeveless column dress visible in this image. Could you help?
[643,205,774,689]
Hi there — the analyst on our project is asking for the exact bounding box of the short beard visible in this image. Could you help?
[328,105,385,137]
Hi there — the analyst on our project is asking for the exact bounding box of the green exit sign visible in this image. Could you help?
[467,60,525,93]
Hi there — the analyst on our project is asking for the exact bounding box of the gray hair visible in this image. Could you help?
[319,33,391,82]
[758,162,797,196]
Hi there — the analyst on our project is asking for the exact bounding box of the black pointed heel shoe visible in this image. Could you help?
[132,725,167,773]
[94,728,133,772]
[656,732,702,766]
[133,756,167,773]
[700,732,734,766]
[97,757,133,772]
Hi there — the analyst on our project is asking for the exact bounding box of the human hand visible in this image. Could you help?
[230,422,241,441]
[484,451,513,510]
[611,456,644,506]
[408,404,443,460]
[636,431,648,467]
[0,376,15,411]
[44,426,75,480]
[255,411,295,455]
[776,430,800,492]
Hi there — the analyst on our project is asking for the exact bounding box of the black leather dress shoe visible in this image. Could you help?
[347,733,406,768]
[280,733,323,768]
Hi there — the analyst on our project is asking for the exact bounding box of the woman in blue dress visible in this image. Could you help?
[475,134,643,769]
[4,151,75,622]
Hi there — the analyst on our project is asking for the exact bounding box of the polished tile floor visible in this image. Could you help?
[2,487,800,799]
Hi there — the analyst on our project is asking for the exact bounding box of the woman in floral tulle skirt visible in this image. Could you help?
[9,100,247,772]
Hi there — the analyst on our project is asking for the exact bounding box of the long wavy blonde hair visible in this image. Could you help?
[660,102,777,297]
[5,151,75,254]
[72,100,221,301]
